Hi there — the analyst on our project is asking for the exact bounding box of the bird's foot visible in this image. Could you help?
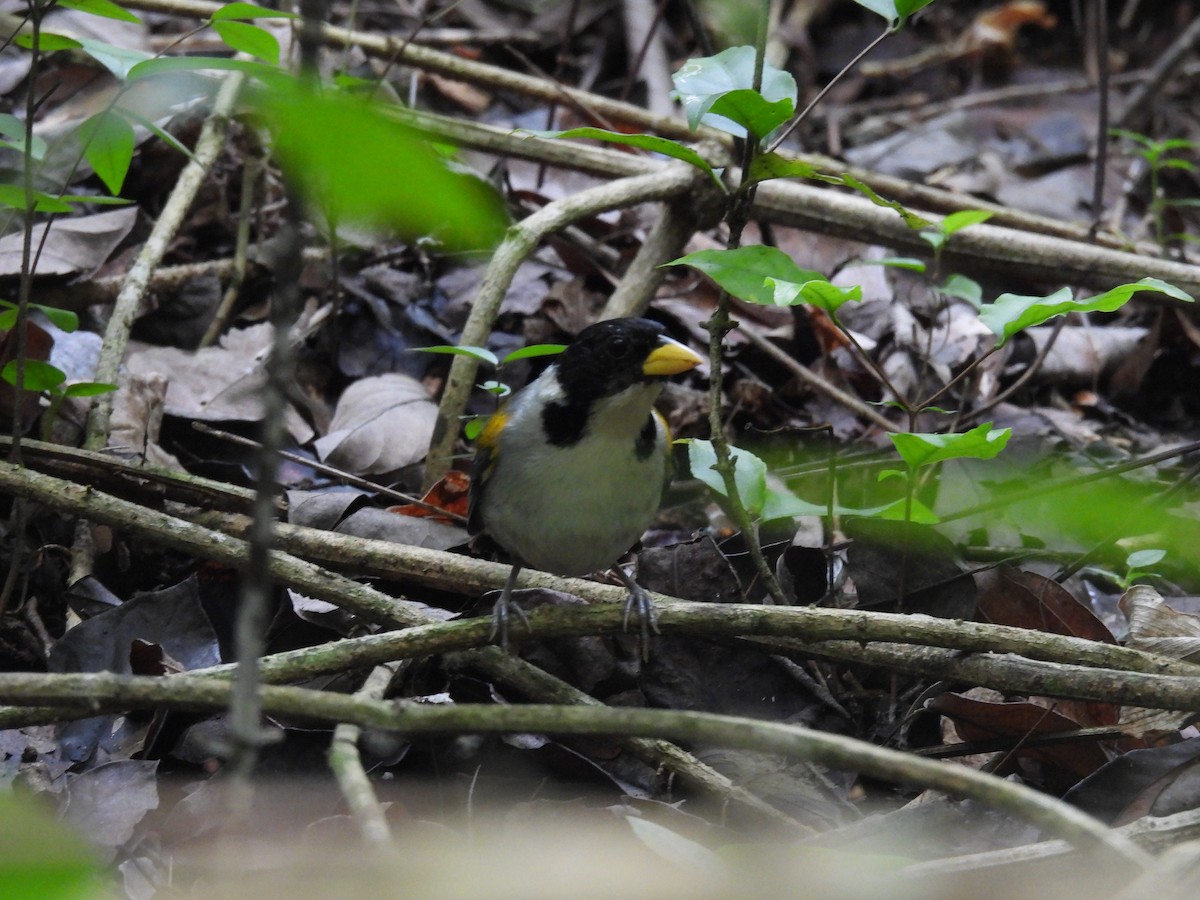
[489,581,531,654]
[617,569,659,661]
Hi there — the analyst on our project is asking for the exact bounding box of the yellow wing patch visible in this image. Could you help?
[476,410,509,451]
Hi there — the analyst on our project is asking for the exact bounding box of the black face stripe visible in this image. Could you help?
[542,399,589,447]
[635,414,657,460]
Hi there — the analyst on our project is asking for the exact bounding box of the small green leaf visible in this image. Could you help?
[854,256,926,272]
[687,439,768,516]
[79,110,134,195]
[0,114,48,160]
[941,273,981,306]
[706,89,793,141]
[119,109,196,161]
[940,209,993,235]
[874,496,940,524]
[75,38,153,79]
[814,172,931,229]
[16,32,84,51]
[671,46,798,138]
[212,20,280,64]
[746,152,821,185]
[32,304,79,332]
[211,1,298,20]
[478,380,510,398]
[58,194,132,206]
[1126,548,1166,569]
[766,277,862,313]
[852,0,935,24]
[57,0,141,23]
[127,55,282,83]
[1,360,67,392]
[417,345,499,368]
[0,310,15,331]
[0,186,74,213]
[464,416,487,440]
[527,128,722,187]
[890,422,1011,471]
[63,381,117,398]
[980,278,1194,346]
[502,344,566,363]
[665,246,825,306]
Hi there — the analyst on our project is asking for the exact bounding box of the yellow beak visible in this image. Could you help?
[642,336,704,376]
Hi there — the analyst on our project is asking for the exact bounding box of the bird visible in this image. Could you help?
[468,317,704,655]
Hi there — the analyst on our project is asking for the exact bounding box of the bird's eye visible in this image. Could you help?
[608,336,630,358]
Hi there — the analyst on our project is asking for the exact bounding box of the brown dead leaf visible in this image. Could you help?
[313,373,437,475]
[0,208,137,278]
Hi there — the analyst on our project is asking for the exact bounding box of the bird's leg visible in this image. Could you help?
[615,566,658,661]
[490,564,530,652]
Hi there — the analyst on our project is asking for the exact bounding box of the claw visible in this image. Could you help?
[616,568,658,661]
[489,565,530,653]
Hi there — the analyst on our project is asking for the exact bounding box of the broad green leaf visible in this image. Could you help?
[464,416,487,440]
[761,490,829,521]
[57,0,141,23]
[671,46,798,139]
[1,360,67,392]
[665,246,825,305]
[814,172,931,229]
[890,422,1011,471]
[79,110,134,195]
[16,32,83,51]
[120,109,196,161]
[75,38,153,79]
[212,20,280,64]
[688,439,767,516]
[0,310,14,330]
[256,83,508,250]
[64,382,118,398]
[502,344,565,363]
[478,380,510,398]
[746,151,821,184]
[0,186,74,213]
[705,89,793,141]
[0,793,105,900]
[766,277,862,313]
[941,273,981,306]
[980,278,1194,346]
[417,345,499,367]
[212,1,298,20]
[527,128,722,186]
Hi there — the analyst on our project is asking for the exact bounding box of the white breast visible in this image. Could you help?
[480,377,669,575]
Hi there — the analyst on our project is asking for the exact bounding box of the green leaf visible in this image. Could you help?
[941,273,982,306]
[1,360,67,392]
[814,172,931,229]
[32,304,79,332]
[852,0,935,24]
[502,344,566,364]
[79,110,134,195]
[671,46,798,139]
[766,277,862,313]
[478,380,510,398]
[746,151,821,185]
[57,0,141,24]
[63,381,118,398]
[665,246,825,305]
[119,109,196,161]
[75,38,153,79]
[705,89,793,141]
[16,32,84,51]
[0,114,47,160]
[890,422,1011,471]
[526,128,722,187]
[255,82,508,250]
[58,194,132,206]
[212,20,280,64]
[874,496,940,524]
[1126,548,1166,569]
[128,55,282,83]
[417,345,499,368]
[464,416,487,440]
[211,1,298,20]
[940,209,993,235]
[980,278,1194,346]
[687,439,767,516]
[855,256,926,272]
[0,186,74,213]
